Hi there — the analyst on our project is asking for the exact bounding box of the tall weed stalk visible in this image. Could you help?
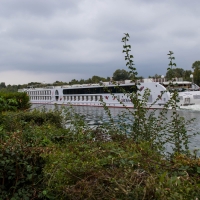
[101,33,198,157]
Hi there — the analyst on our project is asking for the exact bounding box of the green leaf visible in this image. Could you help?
[42,190,47,195]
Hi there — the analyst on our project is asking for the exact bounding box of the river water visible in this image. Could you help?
[31,104,200,154]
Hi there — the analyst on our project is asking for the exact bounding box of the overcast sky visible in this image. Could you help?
[0,0,199,85]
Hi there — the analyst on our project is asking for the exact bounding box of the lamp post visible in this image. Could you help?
[190,74,193,83]
[190,74,194,90]
[161,75,164,83]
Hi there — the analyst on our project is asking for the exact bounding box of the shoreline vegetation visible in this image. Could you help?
[0,34,200,199]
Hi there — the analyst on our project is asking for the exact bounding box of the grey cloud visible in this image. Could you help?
[0,0,78,18]
[0,0,200,84]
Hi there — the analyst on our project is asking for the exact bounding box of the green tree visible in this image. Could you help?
[91,75,107,83]
[148,74,162,78]
[27,82,41,86]
[84,78,92,84]
[0,82,6,89]
[69,79,79,85]
[184,70,193,81]
[165,68,185,80]
[79,79,85,84]
[192,60,200,69]
[91,76,99,83]
[192,61,200,85]
[106,77,111,81]
[112,69,130,81]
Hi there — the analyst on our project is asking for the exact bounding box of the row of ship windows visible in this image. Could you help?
[60,96,103,101]
[27,91,51,95]
[29,95,154,102]
[179,95,200,100]
[30,95,105,101]
[30,96,52,100]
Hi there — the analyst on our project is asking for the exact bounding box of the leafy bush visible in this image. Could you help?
[0,104,199,199]
[42,138,200,199]
[0,131,46,199]
[0,92,30,111]
[0,108,64,132]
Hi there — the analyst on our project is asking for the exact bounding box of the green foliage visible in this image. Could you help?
[0,104,199,199]
[0,129,46,199]
[42,139,200,199]
[69,76,108,85]
[149,74,162,78]
[165,68,184,79]
[0,107,64,132]
[0,83,25,93]
[27,82,42,86]
[118,36,162,149]
[91,75,108,83]
[192,60,200,85]
[112,69,131,81]
[0,96,17,112]
[0,82,6,89]
[0,108,68,199]
[164,51,196,155]
[122,33,137,81]
[0,92,31,111]
[184,70,193,81]
[165,68,193,81]
[192,60,200,70]
[19,108,63,128]
[40,105,200,199]
[43,140,159,199]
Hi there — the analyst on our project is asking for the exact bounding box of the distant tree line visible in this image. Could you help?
[1,60,200,92]
[149,61,200,85]
[149,68,193,82]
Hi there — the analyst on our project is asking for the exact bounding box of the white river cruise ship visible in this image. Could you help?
[18,80,170,109]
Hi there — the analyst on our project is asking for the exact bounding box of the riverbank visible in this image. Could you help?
[1,106,200,199]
